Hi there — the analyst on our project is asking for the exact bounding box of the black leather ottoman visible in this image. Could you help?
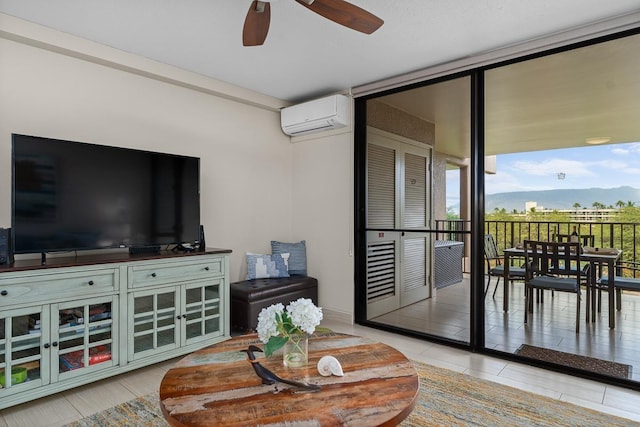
[230,276,318,332]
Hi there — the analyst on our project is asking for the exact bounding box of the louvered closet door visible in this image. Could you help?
[366,128,433,319]
[404,152,427,229]
[366,231,400,318]
[401,233,430,306]
[367,144,396,229]
[401,151,431,306]
[366,143,399,317]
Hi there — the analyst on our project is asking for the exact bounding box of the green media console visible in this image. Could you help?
[0,248,231,409]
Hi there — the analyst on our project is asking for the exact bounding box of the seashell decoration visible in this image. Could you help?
[317,355,344,377]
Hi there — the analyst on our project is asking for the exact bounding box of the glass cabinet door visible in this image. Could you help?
[129,287,179,360]
[55,296,116,380]
[0,306,48,394]
[183,279,223,346]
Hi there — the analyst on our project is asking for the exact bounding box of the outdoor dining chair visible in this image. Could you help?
[483,234,525,298]
[523,240,585,333]
[598,260,640,312]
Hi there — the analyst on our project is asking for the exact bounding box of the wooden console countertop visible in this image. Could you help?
[0,247,231,273]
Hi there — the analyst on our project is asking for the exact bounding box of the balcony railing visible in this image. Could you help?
[435,219,640,276]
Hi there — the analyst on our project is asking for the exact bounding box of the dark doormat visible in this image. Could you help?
[515,344,633,379]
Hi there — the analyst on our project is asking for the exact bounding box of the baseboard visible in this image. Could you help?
[322,308,353,325]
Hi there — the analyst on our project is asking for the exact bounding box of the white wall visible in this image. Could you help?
[291,130,354,321]
[0,17,294,282]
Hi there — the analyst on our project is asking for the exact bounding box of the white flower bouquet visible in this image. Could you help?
[257,298,328,357]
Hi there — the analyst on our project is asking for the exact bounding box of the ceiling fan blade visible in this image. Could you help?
[294,0,383,34]
[243,1,271,46]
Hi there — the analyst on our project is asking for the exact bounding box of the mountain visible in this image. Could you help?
[485,186,640,212]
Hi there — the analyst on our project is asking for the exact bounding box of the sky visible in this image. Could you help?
[446,141,640,209]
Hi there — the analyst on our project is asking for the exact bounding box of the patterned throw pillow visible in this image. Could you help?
[271,240,307,276]
[246,253,290,280]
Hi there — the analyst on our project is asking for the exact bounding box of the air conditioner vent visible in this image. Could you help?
[281,94,349,136]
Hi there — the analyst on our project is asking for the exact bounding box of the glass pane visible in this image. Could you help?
[484,33,640,382]
[204,318,219,335]
[59,344,112,372]
[134,313,154,333]
[59,306,83,330]
[362,76,470,344]
[157,312,176,329]
[185,310,202,322]
[132,290,177,354]
[89,302,111,323]
[157,292,175,310]
[204,285,219,302]
[186,322,201,339]
[11,335,41,360]
[88,303,112,345]
[204,301,219,317]
[58,305,85,352]
[87,344,111,366]
[89,303,111,344]
[186,287,202,305]
[5,312,42,387]
[135,295,153,313]
[25,361,40,383]
[134,334,153,353]
[58,301,113,372]
[157,329,175,347]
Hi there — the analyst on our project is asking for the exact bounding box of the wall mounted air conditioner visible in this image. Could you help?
[281,94,349,136]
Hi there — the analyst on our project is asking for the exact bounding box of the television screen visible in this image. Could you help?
[11,134,200,254]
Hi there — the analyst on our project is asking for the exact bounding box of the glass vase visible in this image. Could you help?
[283,333,308,368]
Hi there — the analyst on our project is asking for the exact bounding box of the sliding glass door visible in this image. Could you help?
[483,32,640,382]
[357,76,472,344]
[356,30,640,385]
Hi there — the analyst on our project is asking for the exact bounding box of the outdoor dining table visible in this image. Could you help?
[502,246,622,329]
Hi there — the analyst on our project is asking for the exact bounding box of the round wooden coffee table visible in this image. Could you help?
[159,333,419,426]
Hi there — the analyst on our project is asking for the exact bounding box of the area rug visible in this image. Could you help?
[64,360,638,427]
[515,344,633,379]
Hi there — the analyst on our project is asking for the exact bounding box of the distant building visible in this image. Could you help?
[522,201,616,222]
[526,201,543,212]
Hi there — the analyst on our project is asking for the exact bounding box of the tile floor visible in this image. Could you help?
[1,318,640,426]
[374,276,640,381]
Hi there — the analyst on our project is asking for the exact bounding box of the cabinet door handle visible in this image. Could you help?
[204,266,210,271]
[0,290,7,296]
[44,343,50,349]
[176,315,181,319]
[88,280,94,286]
[182,314,187,319]
[52,341,58,347]
[151,273,157,278]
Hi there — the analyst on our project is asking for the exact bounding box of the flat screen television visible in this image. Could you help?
[11,134,201,255]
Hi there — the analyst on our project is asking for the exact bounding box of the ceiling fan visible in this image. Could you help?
[242,0,384,46]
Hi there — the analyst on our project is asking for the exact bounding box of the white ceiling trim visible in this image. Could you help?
[0,13,289,112]
[352,11,640,97]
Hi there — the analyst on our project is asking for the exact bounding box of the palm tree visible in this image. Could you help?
[616,200,625,209]
[573,202,581,209]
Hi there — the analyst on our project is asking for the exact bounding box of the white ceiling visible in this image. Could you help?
[376,33,640,158]
[1,0,639,103]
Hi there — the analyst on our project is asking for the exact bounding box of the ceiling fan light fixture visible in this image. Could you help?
[243,0,383,46]
[585,137,611,145]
